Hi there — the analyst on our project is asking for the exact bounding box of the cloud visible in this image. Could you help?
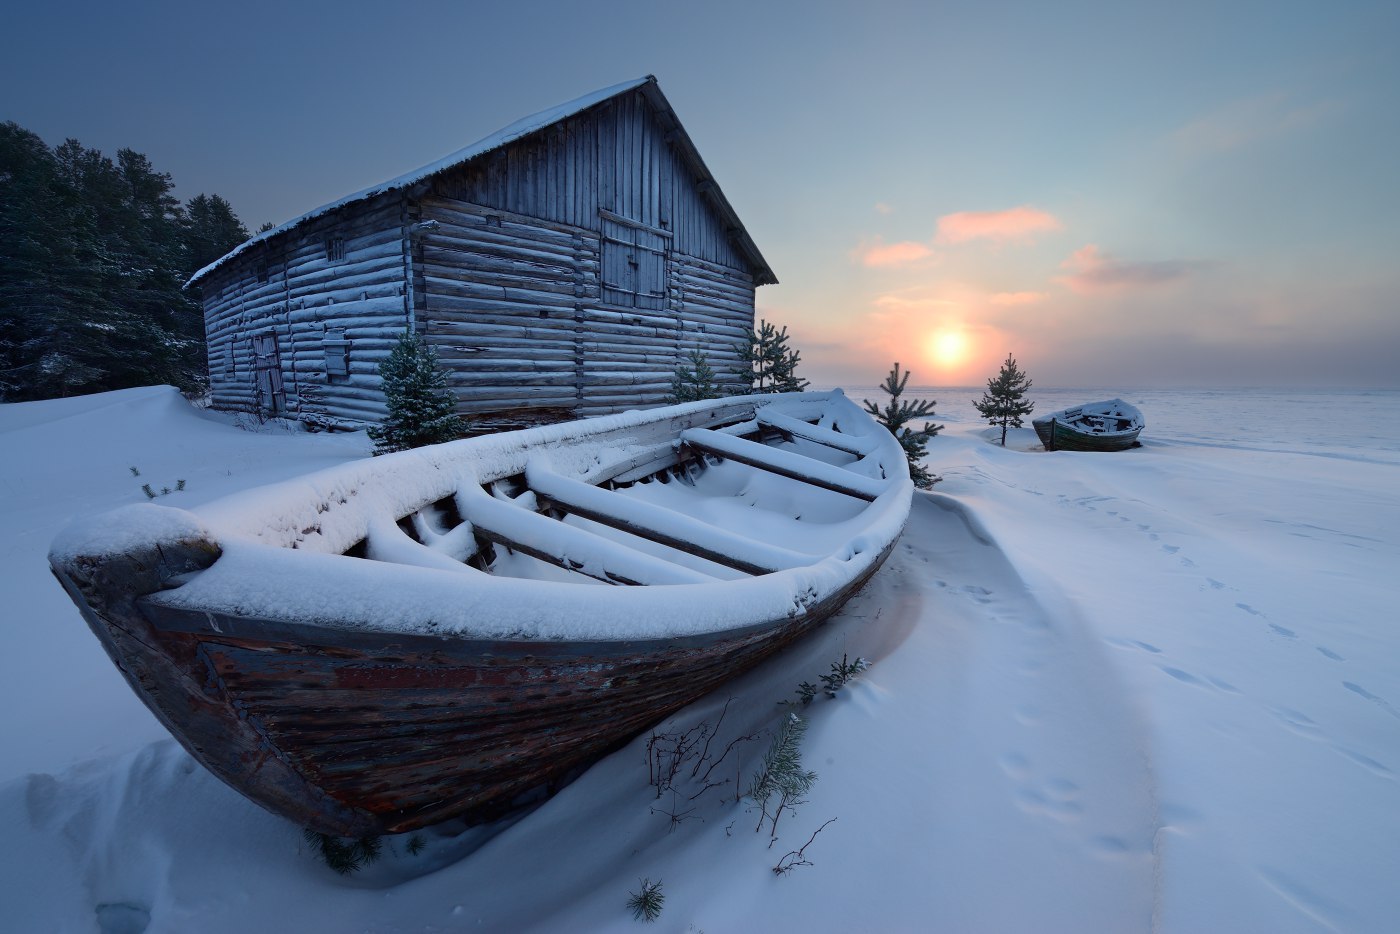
[935,206,1063,245]
[853,239,935,268]
[871,290,959,312]
[1173,93,1338,155]
[874,202,894,215]
[1057,244,1194,293]
[989,291,1045,306]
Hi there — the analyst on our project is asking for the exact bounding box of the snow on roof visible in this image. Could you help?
[187,75,775,288]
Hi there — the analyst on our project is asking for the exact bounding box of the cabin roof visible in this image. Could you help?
[188,76,776,287]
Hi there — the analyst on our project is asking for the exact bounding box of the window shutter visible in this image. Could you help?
[324,329,350,376]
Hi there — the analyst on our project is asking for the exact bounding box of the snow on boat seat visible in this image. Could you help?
[678,428,888,502]
[525,461,812,575]
[755,409,878,456]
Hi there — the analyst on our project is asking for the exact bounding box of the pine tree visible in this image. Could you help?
[737,319,808,393]
[974,353,1035,446]
[1,123,248,401]
[185,193,250,272]
[863,362,943,489]
[368,330,465,454]
[669,349,721,402]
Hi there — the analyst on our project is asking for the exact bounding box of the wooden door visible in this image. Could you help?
[251,331,286,415]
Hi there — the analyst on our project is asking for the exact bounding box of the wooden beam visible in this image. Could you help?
[525,464,810,576]
[756,410,877,456]
[679,429,887,502]
[456,491,715,586]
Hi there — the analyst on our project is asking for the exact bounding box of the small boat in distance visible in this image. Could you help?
[1034,398,1144,451]
[49,391,911,838]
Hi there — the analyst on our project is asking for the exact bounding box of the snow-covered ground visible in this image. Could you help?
[2,385,1397,932]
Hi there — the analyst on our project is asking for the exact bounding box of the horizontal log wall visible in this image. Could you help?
[420,195,755,420]
[418,196,587,417]
[200,195,409,426]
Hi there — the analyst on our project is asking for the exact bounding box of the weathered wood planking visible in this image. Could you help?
[191,77,773,429]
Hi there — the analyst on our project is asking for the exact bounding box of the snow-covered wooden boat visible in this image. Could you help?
[1033,398,1144,452]
[50,391,911,837]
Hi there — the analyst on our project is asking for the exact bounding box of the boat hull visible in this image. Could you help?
[50,392,909,837]
[54,532,892,837]
[1033,398,1144,452]
[1033,418,1142,452]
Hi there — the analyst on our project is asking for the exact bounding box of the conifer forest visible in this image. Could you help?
[0,121,248,401]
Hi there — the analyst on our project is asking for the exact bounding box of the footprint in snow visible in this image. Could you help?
[1316,646,1344,661]
[961,584,993,603]
[96,903,151,934]
[1014,781,1083,822]
[1269,706,1323,738]
[1343,682,1400,721]
[1160,666,1210,688]
[1106,637,1161,654]
[998,752,1031,779]
[1337,746,1393,777]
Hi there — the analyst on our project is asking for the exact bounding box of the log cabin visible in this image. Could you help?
[187,76,776,430]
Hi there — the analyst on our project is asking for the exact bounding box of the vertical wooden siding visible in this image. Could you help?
[433,90,747,273]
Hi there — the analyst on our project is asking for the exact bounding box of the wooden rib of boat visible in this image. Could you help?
[1033,398,1144,452]
[49,390,912,837]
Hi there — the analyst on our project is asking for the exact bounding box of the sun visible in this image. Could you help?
[928,330,969,370]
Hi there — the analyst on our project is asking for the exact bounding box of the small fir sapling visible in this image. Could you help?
[368,329,465,454]
[748,713,817,839]
[864,363,943,488]
[819,654,868,698]
[627,878,665,922]
[793,680,818,706]
[974,353,1035,446]
[302,829,383,875]
[142,484,156,499]
[737,319,809,393]
[670,350,722,403]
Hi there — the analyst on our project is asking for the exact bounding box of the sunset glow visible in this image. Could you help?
[928,330,969,371]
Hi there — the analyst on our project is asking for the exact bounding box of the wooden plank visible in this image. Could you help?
[524,464,809,576]
[679,428,887,502]
[757,409,878,456]
[456,491,715,586]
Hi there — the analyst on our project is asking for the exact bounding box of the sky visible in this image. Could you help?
[4,0,1398,389]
